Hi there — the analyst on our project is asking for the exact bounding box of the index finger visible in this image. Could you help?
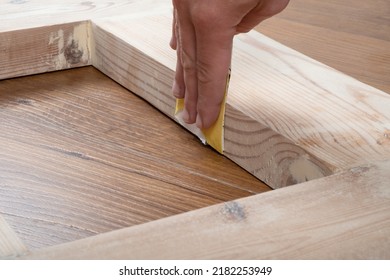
[194,25,234,129]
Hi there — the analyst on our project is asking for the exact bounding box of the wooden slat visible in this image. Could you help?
[91,13,390,188]
[22,160,390,259]
[0,215,27,258]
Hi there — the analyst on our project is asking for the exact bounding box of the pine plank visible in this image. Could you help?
[0,215,27,259]
[22,160,390,259]
[0,0,170,32]
[92,14,390,187]
[0,21,91,80]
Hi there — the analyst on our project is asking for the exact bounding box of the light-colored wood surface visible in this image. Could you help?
[22,160,390,260]
[0,67,270,250]
[0,215,27,259]
[0,0,170,32]
[92,13,390,187]
[0,21,91,80]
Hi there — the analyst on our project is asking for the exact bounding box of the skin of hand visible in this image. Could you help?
[170,0,290,129]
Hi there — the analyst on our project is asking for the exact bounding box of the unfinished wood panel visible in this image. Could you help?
[0,67,270,250]
[92,14,390,187]
[227,31,390,186]
[0,215,27,259]
[0,0,171,32]
[0,21,91,80]
[91,22,176,119]
[22,160,390,260]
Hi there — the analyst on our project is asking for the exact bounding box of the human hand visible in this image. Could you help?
[170,0,289,129]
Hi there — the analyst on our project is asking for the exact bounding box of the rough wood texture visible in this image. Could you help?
[0,215,27,259]
[22,160,390,260]
[92,14,390,187]
[0,67,270,250]
[0,21,91,79]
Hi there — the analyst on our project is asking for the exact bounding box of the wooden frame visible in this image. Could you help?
[1,0,389,259]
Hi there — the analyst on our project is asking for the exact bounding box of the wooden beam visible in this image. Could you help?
[21,160,390,259]
[90,13,390,188]
[0,215,27,259]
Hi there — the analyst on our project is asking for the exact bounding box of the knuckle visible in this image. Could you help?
[180,49,196,72]
[191,8,218,29]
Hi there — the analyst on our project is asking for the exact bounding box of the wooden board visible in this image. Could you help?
[21,160,390,260]
[91,12,390,188]
[1,0,390,259]
[0,215,27,259]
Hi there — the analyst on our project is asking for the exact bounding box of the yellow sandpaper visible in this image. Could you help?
[175,69,231,154]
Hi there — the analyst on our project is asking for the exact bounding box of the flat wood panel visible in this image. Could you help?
[24,160,390,260]
[0,67,270,250]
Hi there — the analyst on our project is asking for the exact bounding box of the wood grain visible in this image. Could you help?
[0,21,91,80]
[1,0,389,259]
[0,0,170,32]
[0,67,270,250]
[1,2,389,188]
[92,14,390,187]
[22,160,390,260]
[0,215,27,259]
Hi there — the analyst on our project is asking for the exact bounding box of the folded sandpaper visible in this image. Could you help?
[174,69,231,154]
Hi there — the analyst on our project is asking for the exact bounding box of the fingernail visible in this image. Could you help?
[172,80,181,98]
[182,109,190,123]
[196,114,203,129]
